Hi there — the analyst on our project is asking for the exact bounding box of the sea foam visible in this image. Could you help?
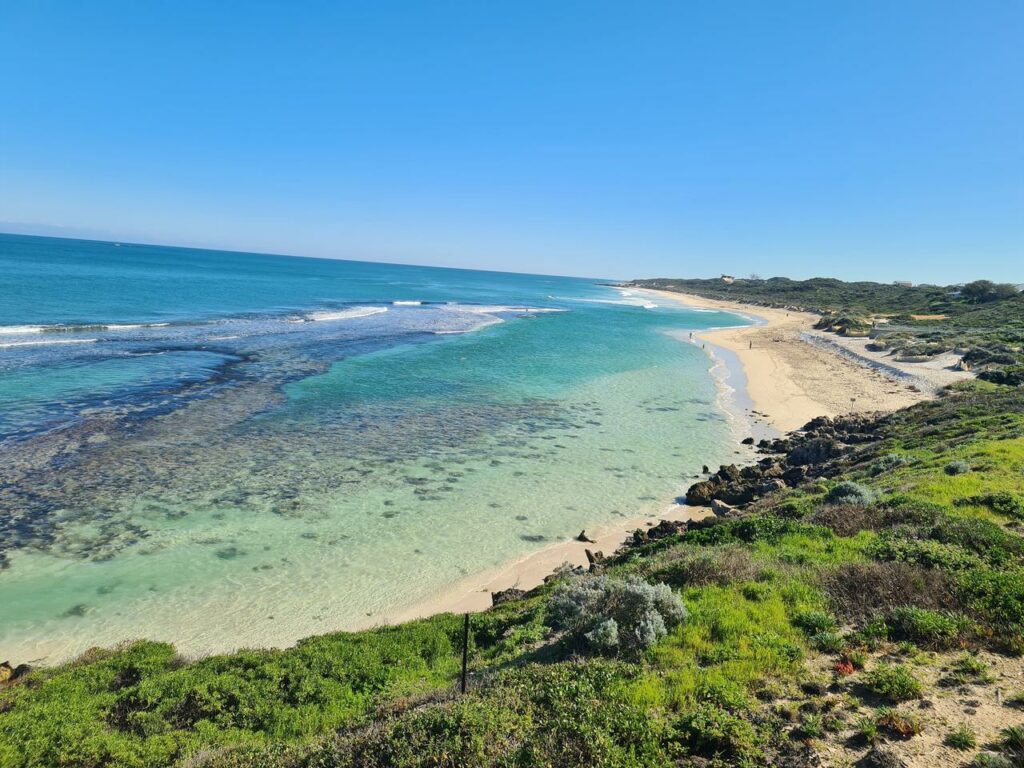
[305,307,389,322]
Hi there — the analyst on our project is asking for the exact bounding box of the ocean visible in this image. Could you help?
[0,233,747,662]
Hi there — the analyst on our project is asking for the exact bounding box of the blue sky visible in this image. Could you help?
[1,1,1021,283]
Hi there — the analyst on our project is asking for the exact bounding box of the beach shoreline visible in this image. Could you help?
[633,287,965,433]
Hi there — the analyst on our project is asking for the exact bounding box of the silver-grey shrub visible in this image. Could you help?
[547,574,687,657]
[870,453,910,476]
[825,481,878,507]
[945,460,971,476]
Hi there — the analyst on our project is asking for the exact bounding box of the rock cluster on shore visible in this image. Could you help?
[683,413,881,509]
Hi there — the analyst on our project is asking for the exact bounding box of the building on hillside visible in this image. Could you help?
[893,281,913,288]
[721,274,735,284]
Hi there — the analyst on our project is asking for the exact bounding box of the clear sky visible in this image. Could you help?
[1,1,1021,283]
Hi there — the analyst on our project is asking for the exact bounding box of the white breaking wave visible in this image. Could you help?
[0,325,48,334]
[0,338,99,349]
[0,322,170,334]
[392,300,422,306]
[104,323,170,330]
[305,306,389,322]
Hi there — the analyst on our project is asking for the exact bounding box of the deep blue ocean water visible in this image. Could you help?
[0,233,746,661]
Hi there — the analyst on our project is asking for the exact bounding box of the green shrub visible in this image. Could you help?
[956,492,1024,520]
[673,702,760,762]
[811,631,845,653]
[792,610,837,635]
[869,453,910,476]
[1001,725,1024,752]
[947,723,978,750]
[946,653,993,684]
[886,607,970,649]
[955,567,1024,646]
[868,534,981,571]
[930,516,1024,566]
[865,664,923,702]
[970,753,1015,768]
[547,574,687,657]
[855,716,879,744]
[945,460,971,475]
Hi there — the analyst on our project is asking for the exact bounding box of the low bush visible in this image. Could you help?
[807,504,883,536]
[970,753,1015,768]
[878,496,947,528]
[811,631,844,653]
[876,706,922,737]
[648,545,759,589]
[886,607,970,649]
[1001,724,1024,753]
[825,481,877,507]
[869,453,911,476]
[956,492,1024,520]
[865,664,923,702]
[945,460,971,475]
[672,702,761,762]
[955,567,1024,649]
[945,653,993,685]
[821,562,957,624]
[792,610,837,635]
[868,534,982,571]
[946,723,978,750]
[930,516,1024,566]
[547,574,687,658]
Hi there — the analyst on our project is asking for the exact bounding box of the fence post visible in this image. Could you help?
[460,612,470,694]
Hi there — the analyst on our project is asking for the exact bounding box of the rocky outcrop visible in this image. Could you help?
[682,412,884,511]
[491,588,527,606]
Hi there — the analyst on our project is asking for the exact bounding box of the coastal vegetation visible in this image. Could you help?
[3,379,1024,766]
[629,276,1024,384]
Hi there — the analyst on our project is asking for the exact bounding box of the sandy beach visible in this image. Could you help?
[636,288,969,433]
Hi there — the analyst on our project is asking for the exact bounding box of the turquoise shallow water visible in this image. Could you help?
[0,234,747,662]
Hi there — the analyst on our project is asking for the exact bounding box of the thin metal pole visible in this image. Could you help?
[460,612,470,694]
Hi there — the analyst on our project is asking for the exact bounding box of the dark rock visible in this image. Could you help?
[858,746,907,768]
[584,549,604,565]
[740,464,765,480]
[788,438,843,466]
[685,480,719,506]
[741,436,755,445]
[576,530,596,543]
[647,519,686,540]
[687,515,722,532]
[716,464,742,482]
[12,664,32,680]
[491,588,526,606]
[701,464,709,474]
[783,465,808,485]
[718,482,756,505]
